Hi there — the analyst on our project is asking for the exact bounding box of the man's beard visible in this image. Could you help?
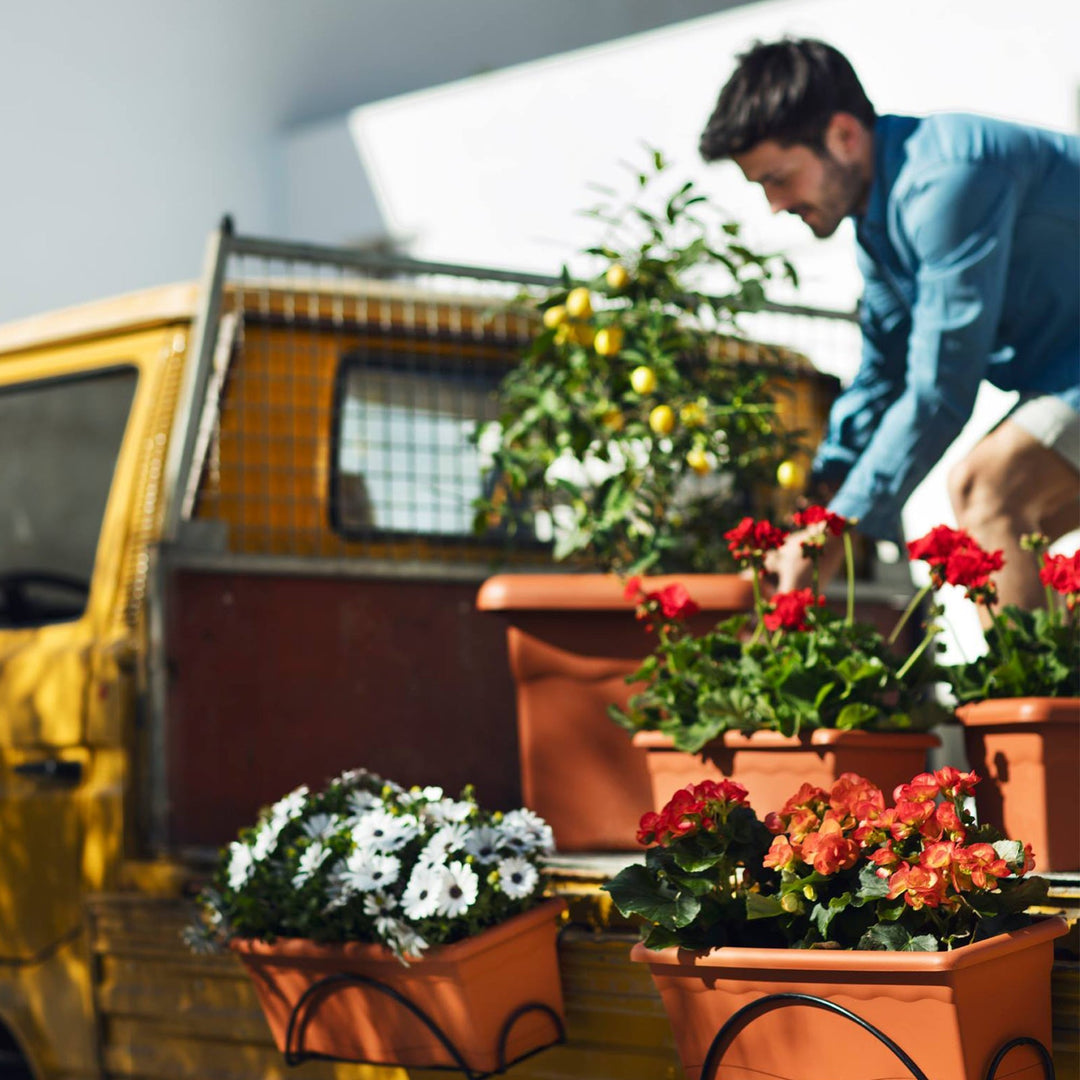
[800,153,868,238]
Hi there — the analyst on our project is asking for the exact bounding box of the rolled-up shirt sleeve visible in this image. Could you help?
[812,247,910,489]
[824,163,1019,541]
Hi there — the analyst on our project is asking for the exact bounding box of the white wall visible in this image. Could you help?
[0,0,739,323]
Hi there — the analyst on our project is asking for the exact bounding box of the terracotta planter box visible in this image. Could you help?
[957,697,1080,872]
[633,916,1067,1080]
[230,899,566,1070]
[632,729,941,818]
[476,573,753,851]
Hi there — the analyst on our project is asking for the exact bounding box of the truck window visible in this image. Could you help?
[0,366,137,627]
[330,348,501,539]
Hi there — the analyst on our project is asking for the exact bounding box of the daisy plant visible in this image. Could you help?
[187,769,554,964]
[611,507,950,751]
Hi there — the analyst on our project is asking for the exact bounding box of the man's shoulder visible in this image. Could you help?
[883,111,1078,174]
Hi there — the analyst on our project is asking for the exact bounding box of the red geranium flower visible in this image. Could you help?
[906,525,976,565]
[724,516,788,562]
[792,505,848,536]
[1040,551,1080,597]
[763,587,823,632]
[942,544,1003,593]
[653,583,700,621]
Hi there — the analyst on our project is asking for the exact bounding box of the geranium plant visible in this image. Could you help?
[187,768,554,963]
[474,149,806,575]
[908,526,1080,701]
[604,768,1047,952]
[610,507,949,751]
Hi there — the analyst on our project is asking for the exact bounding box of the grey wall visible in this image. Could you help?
[0,0,744,323]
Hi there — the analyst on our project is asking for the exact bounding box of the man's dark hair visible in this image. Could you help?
[700,38,876,161]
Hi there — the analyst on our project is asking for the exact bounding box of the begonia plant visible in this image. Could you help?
[610,507,950,751]
[186,769,554,964]
[604,769,1047,952]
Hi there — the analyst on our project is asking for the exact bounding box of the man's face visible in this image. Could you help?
[732,139,867,239]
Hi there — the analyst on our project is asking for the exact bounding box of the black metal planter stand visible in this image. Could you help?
[283,970,565,1078]
[700,993,1055,1080]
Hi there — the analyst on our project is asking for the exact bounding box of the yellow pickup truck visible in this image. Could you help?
[0,222,1073,1079]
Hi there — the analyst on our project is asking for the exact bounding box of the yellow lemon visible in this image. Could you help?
[600,406,625,432]
[680,401,707,428]
[686,447,711,475]
[630,365,658,395]
[648,404,675,436]
[542,304,567,329]
[776,459,806,490]
[605,264,630,291]
[565,286,593,319]
[594,326,624,356]
[567,321,595,347]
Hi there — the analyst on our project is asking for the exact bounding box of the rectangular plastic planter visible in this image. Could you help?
[231,899,566,1073]
[633,916,1067,1080]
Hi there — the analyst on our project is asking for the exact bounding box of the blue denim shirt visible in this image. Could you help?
[814,113,1080,541]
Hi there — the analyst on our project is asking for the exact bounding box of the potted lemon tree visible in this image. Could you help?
[474,150,832,850]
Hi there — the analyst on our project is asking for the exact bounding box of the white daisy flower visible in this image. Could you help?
[419,823,470,867]
[424,798,474,826]
[351,810,417,853]
[340,851,401,893]
[346,790,382,818]
[250,818,286,862]
[500,809,555,855]
[361,891,401,937]
[437,860,479,918]
[401,865,443,920]
[418,785,444,801]
[464,825,503,864]
[301,813,341,841]
[227,842,256,891]
[292,841,330,887]
[497,856,539,900]
[387,922,429,960]
[270,785,309,827]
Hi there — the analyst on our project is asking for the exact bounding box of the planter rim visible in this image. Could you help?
[229,897,565,964]
[476,572,753,613]
[631,729,941,751]
[956,696,1080,727]
[630,915,1067,974]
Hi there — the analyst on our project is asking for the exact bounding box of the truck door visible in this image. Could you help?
[0,349,139,976]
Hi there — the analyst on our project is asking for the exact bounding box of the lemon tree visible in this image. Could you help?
[475,149,805,575]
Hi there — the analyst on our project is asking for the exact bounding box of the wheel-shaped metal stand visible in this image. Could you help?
[283,971,565,1077]
[700,993,1055,1080]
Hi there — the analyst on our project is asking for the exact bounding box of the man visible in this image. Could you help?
[700,38,1079,610]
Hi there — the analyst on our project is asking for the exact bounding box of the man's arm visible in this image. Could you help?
[812,247,911,493]
[826,162,1019,542]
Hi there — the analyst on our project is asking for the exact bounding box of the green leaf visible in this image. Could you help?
[857,923,911,951]
[745,892,786,920]
[601,865,701,929]
[835,702,879,730]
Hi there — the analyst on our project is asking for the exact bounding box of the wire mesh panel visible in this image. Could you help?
[181,231,859,574]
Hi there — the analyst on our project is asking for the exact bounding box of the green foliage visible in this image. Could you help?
[474,149,804,575]
[611,604,948,750]
[946,604,1080,702]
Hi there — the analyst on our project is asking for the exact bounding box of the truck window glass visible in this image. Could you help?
[330,350,501,539]
[0,366,137,627]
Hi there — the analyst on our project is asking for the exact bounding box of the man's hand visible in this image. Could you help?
[765,526,847,593]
